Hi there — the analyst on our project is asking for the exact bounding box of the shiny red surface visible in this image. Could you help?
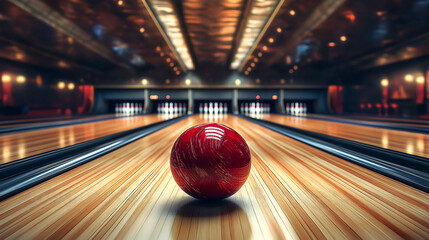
[170,123,251,200]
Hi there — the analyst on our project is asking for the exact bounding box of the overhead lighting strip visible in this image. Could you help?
[230,0,284,70]
[143,0,195,70]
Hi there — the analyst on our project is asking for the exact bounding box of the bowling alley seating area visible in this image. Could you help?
[0,0,429,239]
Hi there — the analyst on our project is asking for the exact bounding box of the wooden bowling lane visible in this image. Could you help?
[0,114,116,128]
[0,114,175,164]
[1,114,428,239]
[257,114,429,158]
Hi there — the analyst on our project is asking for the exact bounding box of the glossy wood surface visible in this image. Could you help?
[0,114,427,239]
[0,114,116,128]
[256,114,429,158]
[0,114,175,164]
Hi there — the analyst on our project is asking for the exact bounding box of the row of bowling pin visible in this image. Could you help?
[115,102,143,115]
[157,102,187,114]
[199,102,228,114]
[240,102,271,115]
[286,102,307,115]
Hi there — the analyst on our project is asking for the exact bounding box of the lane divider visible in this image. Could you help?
[0,115,188,201]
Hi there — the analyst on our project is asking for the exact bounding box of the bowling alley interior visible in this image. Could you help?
[1,0,429,239]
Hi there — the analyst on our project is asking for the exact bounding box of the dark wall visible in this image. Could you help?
[341,60,429,116]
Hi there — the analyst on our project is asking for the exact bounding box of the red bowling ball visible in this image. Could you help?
[170,123,251,200]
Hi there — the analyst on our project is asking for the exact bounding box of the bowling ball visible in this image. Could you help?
[170,123,251,200]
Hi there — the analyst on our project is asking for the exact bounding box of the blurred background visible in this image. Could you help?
[0,0,428,118]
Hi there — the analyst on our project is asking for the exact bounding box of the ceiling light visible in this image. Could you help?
[251,63,255,67]
[404,74,413,82]
[276,27,282,33]
[58,81,65,89]
[142,78,148,85]
[289,10,295,16]
[340,35,347,42]
[16,75,26,84]
[68,83,75,90]
[258,52,262,57]
[185,79,191,85]
[268,38,274,43]
[381,78,389,87]
[229,0,283,70]
[416,76,425,84]
[140,27,145,33]
[235,79,241,86]
[328,42,336,47]
[118,0,123,6]
[146,0,194,70]
[2,74,11,83]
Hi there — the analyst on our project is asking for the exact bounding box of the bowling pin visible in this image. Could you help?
[204,103,208,114]
[209,102,213,114]
[245,103,249,114]
[199,103,203,113]
[219,103,223,114]
[174,103,178,114]
[303,103,307,115]
[224,103,228,114]
[214,102,218,114]
[295,102,299,115]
